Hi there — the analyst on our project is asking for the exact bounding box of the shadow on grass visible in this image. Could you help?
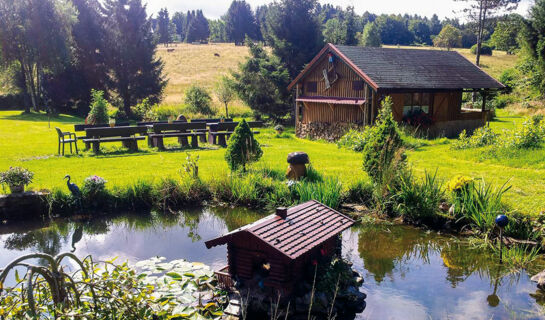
[1,111,83,123]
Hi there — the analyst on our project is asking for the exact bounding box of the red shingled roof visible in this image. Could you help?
[205,200,354,260]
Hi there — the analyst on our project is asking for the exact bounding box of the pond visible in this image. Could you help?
[1,208,544,319]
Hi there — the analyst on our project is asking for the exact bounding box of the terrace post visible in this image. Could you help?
[295,84,300,135]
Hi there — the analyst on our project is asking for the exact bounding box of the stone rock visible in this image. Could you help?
[531,270,545,290]
[287,152,309,164]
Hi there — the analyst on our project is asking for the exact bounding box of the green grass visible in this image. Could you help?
[1,109,544,216]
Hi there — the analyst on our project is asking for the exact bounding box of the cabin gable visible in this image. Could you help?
[301,54,367,99]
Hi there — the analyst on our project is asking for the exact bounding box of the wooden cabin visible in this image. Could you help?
[205,200,354,295]
[287,44,505,140]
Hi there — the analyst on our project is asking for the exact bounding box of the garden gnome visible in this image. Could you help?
[286,152,309,180]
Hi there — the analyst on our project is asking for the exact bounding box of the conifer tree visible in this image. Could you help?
[225,119,263,171]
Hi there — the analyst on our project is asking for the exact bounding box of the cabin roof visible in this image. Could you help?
[288,43,505,91]
[205,200,354,260]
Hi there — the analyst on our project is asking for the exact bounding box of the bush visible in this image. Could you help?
[499,68,518,93]
[498,119,544,150]
[392,171,445,226]
[471,44,493,55]
[132,98,155,121]
[492,94,514,109]
[86,89,109,124]
[337,128,372,152]
[362,96,405,184]
[452,126,498,149]
[225,120,263,171]
[184,85,214,116]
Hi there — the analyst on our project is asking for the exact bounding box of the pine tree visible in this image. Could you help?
[344,6,358,45]
[103,0,167,116]
[157,8,171,45]
[231,40,291,121]
[264,0,324,77]
[186,10,209,43]
[225,0,258,45]
[225,119,263,171]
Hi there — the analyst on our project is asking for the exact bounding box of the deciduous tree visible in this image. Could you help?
[359,22,382,47]
[433,24,462,50]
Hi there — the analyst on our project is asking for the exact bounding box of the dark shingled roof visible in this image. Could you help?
[333,45,504,90]
[205,200,354,260]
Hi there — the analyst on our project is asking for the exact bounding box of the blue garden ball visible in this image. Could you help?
[495,215,509,228]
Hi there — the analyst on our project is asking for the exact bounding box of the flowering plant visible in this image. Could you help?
[446,175,473,192]
[83,175,107,194]
[0,167,34,187]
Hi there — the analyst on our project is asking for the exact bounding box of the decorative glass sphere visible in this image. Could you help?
[495,215,509,228]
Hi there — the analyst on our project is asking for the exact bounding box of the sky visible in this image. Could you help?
[144,0,534,21]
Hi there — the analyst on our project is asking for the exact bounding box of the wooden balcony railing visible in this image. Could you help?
[215,265,234,290]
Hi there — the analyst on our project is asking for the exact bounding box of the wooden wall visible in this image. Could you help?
[302,55,366,99]
[302,101,365,124]
[389,91,463,123]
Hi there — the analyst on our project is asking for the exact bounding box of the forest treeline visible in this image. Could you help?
[0,0,544,121]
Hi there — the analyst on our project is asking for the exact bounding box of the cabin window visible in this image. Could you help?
[352,80,364,91]
[306,81,317,93]
[403,93,431,116]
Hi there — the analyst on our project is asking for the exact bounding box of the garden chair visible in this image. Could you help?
[55,127,78,155]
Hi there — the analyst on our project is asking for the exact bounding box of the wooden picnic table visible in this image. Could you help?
[74,123,129,149]
[149,122,207,150]
[208,121,263,147]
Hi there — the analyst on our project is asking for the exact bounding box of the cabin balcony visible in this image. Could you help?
[215,265,234,290]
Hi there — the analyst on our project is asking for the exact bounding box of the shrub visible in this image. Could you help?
[132,98,155,120]
[337,128,372,152]
[393,171,445,226]
[225,120,263,171]
[344,179,374,205]
[471,44,493,55]
[362,96,405,184]
[492,94,514,109]
[499,68,518,93]
[452,126,498,150]
[499,119,544,150]
[86,89,109,124]
[184,85,214,116]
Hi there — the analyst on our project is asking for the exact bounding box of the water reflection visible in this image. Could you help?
[1,209,545,319]
[344,224,545,319]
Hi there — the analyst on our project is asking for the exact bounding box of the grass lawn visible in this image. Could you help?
[1,109,544,216]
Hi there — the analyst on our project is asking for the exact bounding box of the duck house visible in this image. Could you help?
[288,44,505,140]
[205,200,354,295]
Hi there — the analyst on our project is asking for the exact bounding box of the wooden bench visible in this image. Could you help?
[149,122,207,150]
[136,120,187,126]
[75,123,129,149]
[208,121,263,147]
[83,126,147,153]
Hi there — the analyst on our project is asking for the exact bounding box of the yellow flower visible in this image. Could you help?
[447,175,473,192]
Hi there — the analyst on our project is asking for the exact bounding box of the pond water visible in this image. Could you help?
[1,208,544,319]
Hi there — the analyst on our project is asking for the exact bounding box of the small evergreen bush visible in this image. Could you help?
[362,96,405,184]
[86,89,109,124]
[184,85,214,116]
[225,119,263,171]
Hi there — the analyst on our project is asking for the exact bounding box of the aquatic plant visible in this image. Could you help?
[295,177,343,209]
[0,253,226,319]
[450,178,511,235]
[492,244,541,270]
[392,170,445,226]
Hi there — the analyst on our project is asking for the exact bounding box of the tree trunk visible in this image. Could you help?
[224,102,229,118]
[18,61,31,113]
